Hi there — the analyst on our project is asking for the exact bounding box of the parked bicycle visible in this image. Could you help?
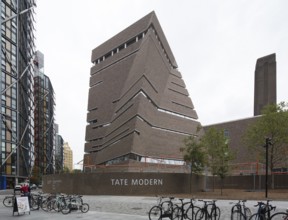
[148,196,177,220]
[195,200,221,220]
[230,200,252,220]
[61,194,89,215]
[45,193,67,212]
[269,209,288,220]
[249,200,276,220]
[3,195,14,207]
[173,198,201,220]
[30,192,54,211]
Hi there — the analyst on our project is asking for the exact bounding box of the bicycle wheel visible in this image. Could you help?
[30,197,39,210]
[149,206,162,220]
[248,213,265,220]
[61,203,71,215]
[3,196,13,207]
[46,200,55,212]
[244,207,252,219]
[81,203,89,213]
[195,209,205,220]
[231,210,246,220]
[172,206,182,220]
[41,199,49,212]
[186,206,201,220]
[270,212,288,220]
[211,207,221,220]
[53,201,63,212]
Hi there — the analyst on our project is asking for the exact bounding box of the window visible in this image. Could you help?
[11,98,16,108]
[126,37,136,47]
[118,44,124,51]
[1,129,6,139]
[224,129,230,138]
[104,52,111,60]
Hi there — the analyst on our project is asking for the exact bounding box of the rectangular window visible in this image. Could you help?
[1,129,6,139]
[11,98,16,108]
[224,129,230,138]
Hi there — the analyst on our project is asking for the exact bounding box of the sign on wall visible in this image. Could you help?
[111,178,163,186]
[43,172,202,195]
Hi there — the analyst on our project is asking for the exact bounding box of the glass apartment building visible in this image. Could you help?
[33,50,55,183]
[1,0,36,188]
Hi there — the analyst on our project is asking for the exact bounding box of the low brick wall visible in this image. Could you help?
[208,174,288,190]
[42,173,288,195]
[43,172,204,195]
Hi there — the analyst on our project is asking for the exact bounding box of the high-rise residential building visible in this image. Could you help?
[55,124,64,173]
[254,53,277,116]
[84,11,201,170]
[0,0,36,188]
[63,142,73,171]
[33,50,55,182]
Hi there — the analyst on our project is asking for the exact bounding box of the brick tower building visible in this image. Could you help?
[84,11,201,170]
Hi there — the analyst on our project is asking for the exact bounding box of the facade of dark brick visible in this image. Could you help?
[84,11,202,168]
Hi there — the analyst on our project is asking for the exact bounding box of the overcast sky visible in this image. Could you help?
[34,0,288,167]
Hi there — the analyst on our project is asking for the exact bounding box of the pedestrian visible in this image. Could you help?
[20,183,31,207]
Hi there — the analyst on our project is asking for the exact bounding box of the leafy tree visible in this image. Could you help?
[72,169,82,173]
[180,135,206,175]
[201,127,234,194]
[180,126,206,193]
[30,166,41,185]
[215,140,234,195]
[181,126,234,194]
[243,102,288,188]
[63,166,70,173]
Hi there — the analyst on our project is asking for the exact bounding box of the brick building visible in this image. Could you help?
[84,11,201,169]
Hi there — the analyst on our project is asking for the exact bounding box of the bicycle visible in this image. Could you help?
[46,193,67,212]
[230,200,252,220]
[249,200,276,220]
[30,192,54,211]
[3,195,14,207]
[173,198,201,220]
[269,209,288,220]
[195,200,221,220]
[148,196,177,220]
[61,194,89,215]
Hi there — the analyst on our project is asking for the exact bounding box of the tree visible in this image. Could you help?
[72,169,82,173]
[215,140,234,195]
[181,126,234,194]
[201,127,234,194]
[180,136,206,175]
[63,166,70,173]
[243,102,288,188]
[31,166,41,185]
[180,126,207,193]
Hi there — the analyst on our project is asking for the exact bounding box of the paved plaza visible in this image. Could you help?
[1,190,287,220]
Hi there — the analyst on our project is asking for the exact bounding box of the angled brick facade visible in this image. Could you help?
[84,11,201,166]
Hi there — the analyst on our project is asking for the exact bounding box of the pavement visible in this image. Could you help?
[1,189,287,220]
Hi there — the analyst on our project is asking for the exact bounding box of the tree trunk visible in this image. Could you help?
[271,173,274,189]
[220,178,223,195]
[212,175,215,192]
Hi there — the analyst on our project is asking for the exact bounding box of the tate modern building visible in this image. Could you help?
[84,11,202,170]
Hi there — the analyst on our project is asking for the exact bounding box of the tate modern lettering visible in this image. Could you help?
[111,178,163,186]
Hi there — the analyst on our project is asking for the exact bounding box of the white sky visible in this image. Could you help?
[34,0,288,167]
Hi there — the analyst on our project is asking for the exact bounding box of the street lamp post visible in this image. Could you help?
[264,137,271,198]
